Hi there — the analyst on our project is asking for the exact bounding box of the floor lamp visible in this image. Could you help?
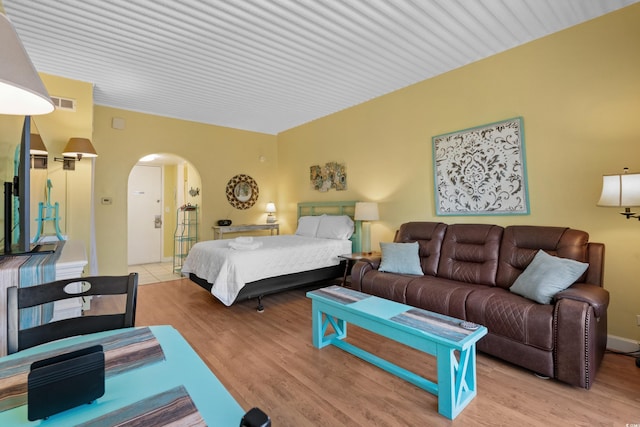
[355,202,379,254]
[597,168,640,368]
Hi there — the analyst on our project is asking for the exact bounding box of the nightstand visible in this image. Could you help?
[337,252,381,287]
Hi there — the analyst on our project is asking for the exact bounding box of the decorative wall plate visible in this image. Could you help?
[226,174,259,209]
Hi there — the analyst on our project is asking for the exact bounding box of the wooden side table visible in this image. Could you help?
[337,252,381,287]
[212,223,279,239]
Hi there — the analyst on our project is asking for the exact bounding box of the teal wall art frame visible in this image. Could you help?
[432,117,530,216]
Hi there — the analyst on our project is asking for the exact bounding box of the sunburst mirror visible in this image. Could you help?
[226,174,259,209]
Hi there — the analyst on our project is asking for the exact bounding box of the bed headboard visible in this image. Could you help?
[297,201,362,252]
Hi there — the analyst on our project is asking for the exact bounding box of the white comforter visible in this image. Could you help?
[181,235,351,306]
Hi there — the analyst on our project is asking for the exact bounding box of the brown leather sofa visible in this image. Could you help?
[351,222,608,389]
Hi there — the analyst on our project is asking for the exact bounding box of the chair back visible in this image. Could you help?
[7,273,138,354]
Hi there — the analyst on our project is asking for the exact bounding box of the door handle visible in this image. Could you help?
[154,215,162,228]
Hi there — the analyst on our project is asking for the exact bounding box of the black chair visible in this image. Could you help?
[7,273,138,354]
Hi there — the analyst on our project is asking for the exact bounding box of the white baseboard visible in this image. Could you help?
[607,334,640,353]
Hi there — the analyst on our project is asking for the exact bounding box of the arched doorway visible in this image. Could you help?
[126,153,202,282]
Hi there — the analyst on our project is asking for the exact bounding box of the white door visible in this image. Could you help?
[128,165,163,265]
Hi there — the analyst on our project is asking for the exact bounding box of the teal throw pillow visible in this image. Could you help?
[509,250,588,304]
[378,242,424,276]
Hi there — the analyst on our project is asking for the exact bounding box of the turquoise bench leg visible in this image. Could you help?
[311,302,347,348]
[436,344,478,419]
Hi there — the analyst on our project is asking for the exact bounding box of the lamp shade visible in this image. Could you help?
[355,202,379,221]
[63,137,98,159]
[0,12,54,115]
[29,133,47,155]
[265,202,276,213]
[597,173,640,207]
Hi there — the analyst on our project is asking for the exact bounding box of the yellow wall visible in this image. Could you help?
[37,74,94,252]
[277,5,640,342]
[162,163,177,259]
[92,106,278,275]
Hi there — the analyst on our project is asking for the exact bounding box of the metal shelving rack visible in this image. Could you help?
[173,204,198,273]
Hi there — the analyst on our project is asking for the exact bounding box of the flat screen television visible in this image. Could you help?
[1,117,56,257]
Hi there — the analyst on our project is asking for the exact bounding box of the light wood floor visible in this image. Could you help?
[132,278,640,426]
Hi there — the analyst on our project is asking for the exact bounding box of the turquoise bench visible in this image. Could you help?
[307,285,487,420]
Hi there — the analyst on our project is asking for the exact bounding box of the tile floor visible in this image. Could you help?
[127,261,184,285]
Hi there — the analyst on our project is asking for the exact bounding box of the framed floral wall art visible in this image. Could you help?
[310,161,347,192]
[432,117,529,216]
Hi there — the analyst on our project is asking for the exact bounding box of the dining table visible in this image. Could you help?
[0,325,246,426]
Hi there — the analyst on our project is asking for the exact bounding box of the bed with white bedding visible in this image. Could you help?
[183,201,362,310]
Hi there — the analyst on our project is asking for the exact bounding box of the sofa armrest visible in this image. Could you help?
[554,295,608,389]
[585,242,605,285]
[350,259,381,291]
[554,283,609,318]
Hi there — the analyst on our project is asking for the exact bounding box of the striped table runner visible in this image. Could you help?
[76,386,206,427]
[0,241,66,330]
[0,327,165,412]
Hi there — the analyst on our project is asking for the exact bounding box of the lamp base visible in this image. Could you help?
[266,215,277,224]
[54,156,75,170]
[621,208,640,220]
[361,221,372,254]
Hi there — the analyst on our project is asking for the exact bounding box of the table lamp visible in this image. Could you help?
[0,6,54,115]
[1,3,54,253]
[265,202,277,223]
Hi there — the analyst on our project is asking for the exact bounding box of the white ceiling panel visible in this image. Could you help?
[3,0,637,135]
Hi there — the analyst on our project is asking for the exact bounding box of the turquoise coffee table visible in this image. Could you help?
[307,286,487,420]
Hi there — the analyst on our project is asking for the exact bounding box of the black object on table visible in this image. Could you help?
[240,407,271,427]
[28,345,105,421]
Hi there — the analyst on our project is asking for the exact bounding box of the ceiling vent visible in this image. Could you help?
[50,96,76,111]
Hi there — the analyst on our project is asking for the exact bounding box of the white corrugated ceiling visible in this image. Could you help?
[4,0,638,135]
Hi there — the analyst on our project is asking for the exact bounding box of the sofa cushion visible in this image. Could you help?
[437,224,503,286]
[358,270,413,304]
[509,250,588,304]
[405,276,480,320]
[394,222,447,276]
[466,287,554,351]
[496,226,589,289]
[379,242,423,275]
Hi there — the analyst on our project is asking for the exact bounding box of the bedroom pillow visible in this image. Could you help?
[378,242,424,275]
[295,215,323,237]
[509,250,588,304]
[315,215,354,240]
